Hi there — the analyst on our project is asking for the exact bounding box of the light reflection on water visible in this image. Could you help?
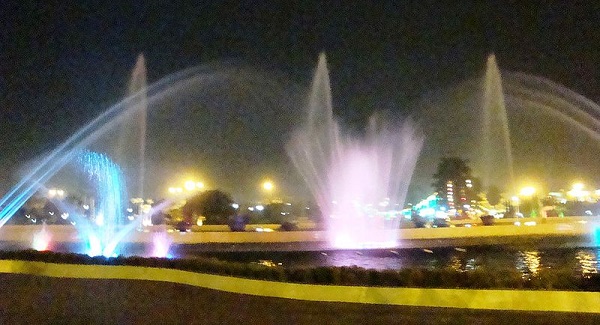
[516,251,541,278]
[576,249,600,277]
[449,256,476,272]
[198,247,600,277]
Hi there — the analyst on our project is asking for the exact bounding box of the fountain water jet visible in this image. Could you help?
[481,54,515,192]
[479,53,600,194]
[116,54,148,200]
[287,53,423,249]
[151,231,172,258]
[76,150,129,256]
[32,222,51,251]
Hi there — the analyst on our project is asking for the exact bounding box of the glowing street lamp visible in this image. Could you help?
[184,180,196,191]
[569,182,588,201]
[520,186,536,197]
[48,188,65,198]
[176,180,204,192]
[511,196,520,214]
[261,180,275,204]
[262,181,274,192]
[168,187,183,194]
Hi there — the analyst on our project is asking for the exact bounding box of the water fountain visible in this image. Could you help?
[0,55,157,257]
[481,54,515,192]
[116,53,148,201]
[74,150,134,257]
[31,222,51,251]
[287,53,424,249]
[478,53,600,194]
[0,53,303,257]
[412,53,600,202]
[5,49,600,262]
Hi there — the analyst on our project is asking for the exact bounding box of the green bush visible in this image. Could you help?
[530,268,579,290]
[0,249,596,291]
[286,268,313,283]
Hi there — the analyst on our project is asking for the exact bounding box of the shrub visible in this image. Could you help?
[228,214,250,232]
[0,249,595,291]
[279,221,299,231]
[530,268,579,290]
[286,268,313,283]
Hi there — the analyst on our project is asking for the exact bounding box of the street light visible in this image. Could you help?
[262,181,274,192]
[168,187,183,194]
[569,182,588,201]
[520,186,536,197]
[261,180,275,204]
[174,180,204,193]
[511,196,520,214]
[184,180,196,191]
[48,188,65,199]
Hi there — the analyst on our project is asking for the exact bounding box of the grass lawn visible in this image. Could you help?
[0,273,599,324]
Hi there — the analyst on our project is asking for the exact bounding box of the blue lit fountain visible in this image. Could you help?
[0,53,301,257]
[0,55,161,257]
[74,150,133,257]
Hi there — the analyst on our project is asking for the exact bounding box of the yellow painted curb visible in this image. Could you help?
[0,259,599,313]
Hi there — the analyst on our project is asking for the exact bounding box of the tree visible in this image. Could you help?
[486,185,503,206]
[182,189,236,225]
[432,157,476,210]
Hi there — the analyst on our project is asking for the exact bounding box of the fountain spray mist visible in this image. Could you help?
[287,53,423,249]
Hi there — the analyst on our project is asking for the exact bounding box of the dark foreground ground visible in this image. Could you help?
[0,274,598,324]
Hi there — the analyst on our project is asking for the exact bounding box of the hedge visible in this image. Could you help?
[0,250,598,291]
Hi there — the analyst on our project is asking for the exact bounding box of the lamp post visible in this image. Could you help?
[262,180,274,203]
[519,186,538,218]
[520,186,536,197]
[511,196,520,215]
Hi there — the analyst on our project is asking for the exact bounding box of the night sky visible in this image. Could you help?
[1,1,599,203]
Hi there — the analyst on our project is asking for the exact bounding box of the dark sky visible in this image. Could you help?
[1,1,599,202]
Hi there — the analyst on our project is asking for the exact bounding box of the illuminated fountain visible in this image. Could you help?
[481,54,515,192]
[0,52,301,256]
[287,53,423,249]
[151,231,172,258]
[116,54,148,201]
[480,53,600,193]
[32,222,51,251]
[0,55,151,228]
[0,55,163,257]
[74,150,133,257]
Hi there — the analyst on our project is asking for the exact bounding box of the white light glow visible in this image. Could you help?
[184,181,196,191]
[262,181,274,191]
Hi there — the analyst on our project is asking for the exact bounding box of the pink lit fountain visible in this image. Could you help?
[287,53,423,249]
[32,222,51,251]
